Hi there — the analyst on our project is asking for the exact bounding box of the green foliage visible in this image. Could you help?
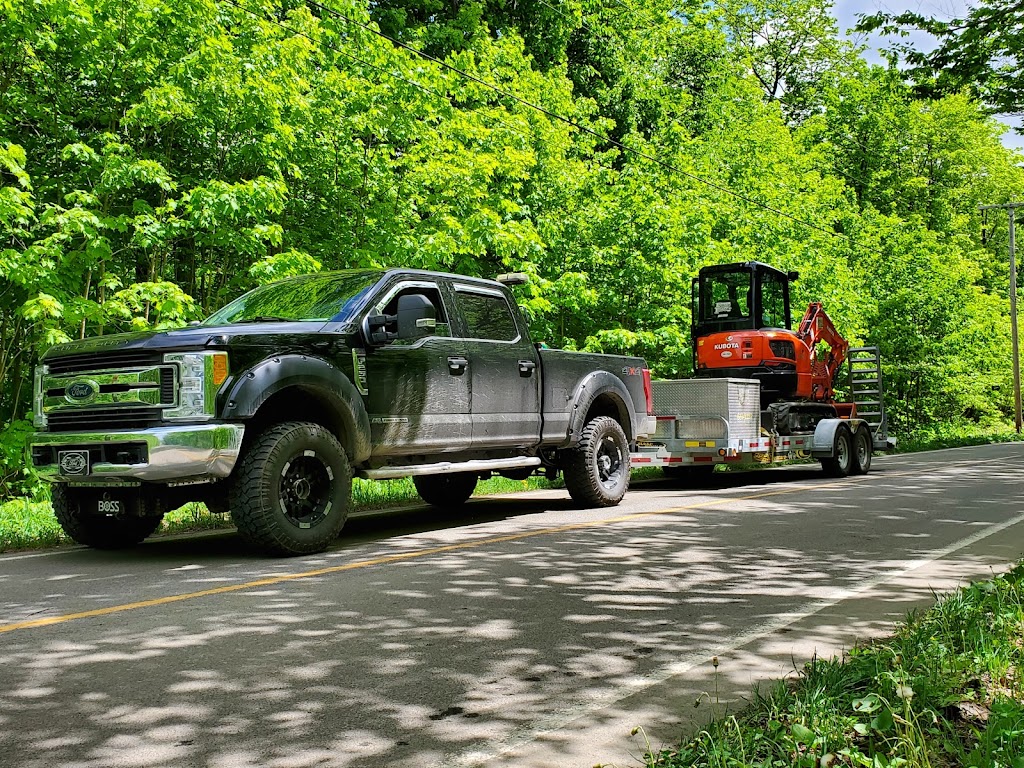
[858,0,1024,119]
[649,563,1024,767]
[2,0,1024,499]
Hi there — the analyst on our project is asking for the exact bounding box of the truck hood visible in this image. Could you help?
[42,321,337,360]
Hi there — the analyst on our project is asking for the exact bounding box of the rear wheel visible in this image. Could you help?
[562,416,630,507]
[52,485,164,549]
[852,425,872,475]
[230,421,352,556]
[820,425,853,478]
[414,473,478,507]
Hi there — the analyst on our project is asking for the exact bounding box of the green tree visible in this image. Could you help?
[858,0,1024,119]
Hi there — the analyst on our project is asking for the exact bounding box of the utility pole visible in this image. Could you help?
[980,202,1024,433]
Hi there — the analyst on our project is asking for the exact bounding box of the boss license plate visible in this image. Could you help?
[96,498,122,514]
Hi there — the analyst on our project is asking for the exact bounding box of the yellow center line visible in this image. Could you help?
[0,456,1016,635]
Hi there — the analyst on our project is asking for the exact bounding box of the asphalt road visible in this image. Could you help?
[2,443,1024,768]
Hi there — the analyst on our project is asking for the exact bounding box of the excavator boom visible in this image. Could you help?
[796,302,850,402]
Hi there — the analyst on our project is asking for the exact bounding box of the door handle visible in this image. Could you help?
[448,356,468,375]
[518,360,537,376]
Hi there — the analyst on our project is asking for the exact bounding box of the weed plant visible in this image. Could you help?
[648,564,1024,768]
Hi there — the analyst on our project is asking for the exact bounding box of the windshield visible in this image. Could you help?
[700,270,752,322]
[203,270,384,325]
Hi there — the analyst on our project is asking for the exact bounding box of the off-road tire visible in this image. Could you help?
[820,425,853,478]
[230,421,352,556]
[852,424,872,475]
[662,464,716,485]
[52,485,164,549]
[413,473,478,507]
[562,416,630,507]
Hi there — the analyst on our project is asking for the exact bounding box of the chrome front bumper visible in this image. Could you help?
[30,424,245,483]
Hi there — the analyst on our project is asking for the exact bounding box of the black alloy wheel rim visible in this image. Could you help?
[597,435,624,488]
[279,453,333,529]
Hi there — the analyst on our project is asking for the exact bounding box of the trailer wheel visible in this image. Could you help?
[820,425,853,478]
[663,465,716,486]
[414,473,478,507]
[852,425,872,475]
[562,416,630,507]
[230,421,352,556]
[52,485,164,549]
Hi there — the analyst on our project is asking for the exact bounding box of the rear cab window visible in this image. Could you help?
[453,285,520,341]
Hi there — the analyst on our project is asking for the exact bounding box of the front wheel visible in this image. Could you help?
[820,425,853,478]
[852,425,872,475]
[562,416,630,507]
[414,473,478,507]
[230,421,353,556]
[52,485,164,549]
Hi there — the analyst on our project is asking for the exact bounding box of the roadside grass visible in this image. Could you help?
[0,472,685,553]
[896,420,1024,454]
[644,563,1024,768]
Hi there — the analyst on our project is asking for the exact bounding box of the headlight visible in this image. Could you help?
[163,352,229,420]
[33,364,47,429]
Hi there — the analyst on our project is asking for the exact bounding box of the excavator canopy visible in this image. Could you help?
[690,261,799,341]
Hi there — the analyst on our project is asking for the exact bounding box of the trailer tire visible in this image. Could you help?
[852,425,872,475]
[414,473,478,507]
[820,425,853,478]
[52,485,164,549]
[562,416,630,507]
[663,465,716,485]
[230,421,352,556]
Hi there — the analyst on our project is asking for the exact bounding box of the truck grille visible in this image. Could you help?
[40,352,178,434]
[46,407,164,433]
[46,350,164,376]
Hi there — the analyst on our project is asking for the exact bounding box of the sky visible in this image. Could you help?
[831,0,1024,151]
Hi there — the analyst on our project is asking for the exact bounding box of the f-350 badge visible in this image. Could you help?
[352,349,368,395]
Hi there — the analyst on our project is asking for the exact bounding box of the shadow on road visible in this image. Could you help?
[0,451,1020,768]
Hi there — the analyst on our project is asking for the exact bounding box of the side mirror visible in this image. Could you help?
[366,313,396,345]
[788,270,800,282]
[396,294,436,340]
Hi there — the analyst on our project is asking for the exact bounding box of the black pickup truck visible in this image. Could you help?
[29,269,655,555]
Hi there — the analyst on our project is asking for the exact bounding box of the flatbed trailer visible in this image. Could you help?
[630,368,894,478]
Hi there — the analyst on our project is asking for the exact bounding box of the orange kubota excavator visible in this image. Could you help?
[690,261,853,433]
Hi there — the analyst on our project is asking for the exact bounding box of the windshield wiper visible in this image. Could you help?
[234,315,293,324]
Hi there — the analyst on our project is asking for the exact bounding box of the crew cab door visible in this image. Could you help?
[361,279,471,457]
[451,283,541,449]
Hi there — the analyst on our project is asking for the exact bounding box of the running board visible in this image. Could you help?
[361,457,542,480]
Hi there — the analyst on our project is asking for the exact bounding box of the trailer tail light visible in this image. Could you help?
[642,368,654,415]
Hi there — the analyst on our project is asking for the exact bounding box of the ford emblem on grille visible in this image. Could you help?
[65,379,99,403]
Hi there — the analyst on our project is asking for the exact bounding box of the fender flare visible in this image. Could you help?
[567,370,638,444]
[221,354,372,464]
[810,418,860,458]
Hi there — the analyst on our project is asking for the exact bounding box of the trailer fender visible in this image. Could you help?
[568,371,638,443]
[221,354,372,464]
[810,418,863,458]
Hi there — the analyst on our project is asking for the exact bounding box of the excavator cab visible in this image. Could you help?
[690,261,798,340]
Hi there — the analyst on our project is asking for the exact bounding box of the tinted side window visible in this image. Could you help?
[760,274,786,329]
[458,291,518,341]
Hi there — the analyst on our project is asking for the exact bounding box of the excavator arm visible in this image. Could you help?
[797,302,850,401]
